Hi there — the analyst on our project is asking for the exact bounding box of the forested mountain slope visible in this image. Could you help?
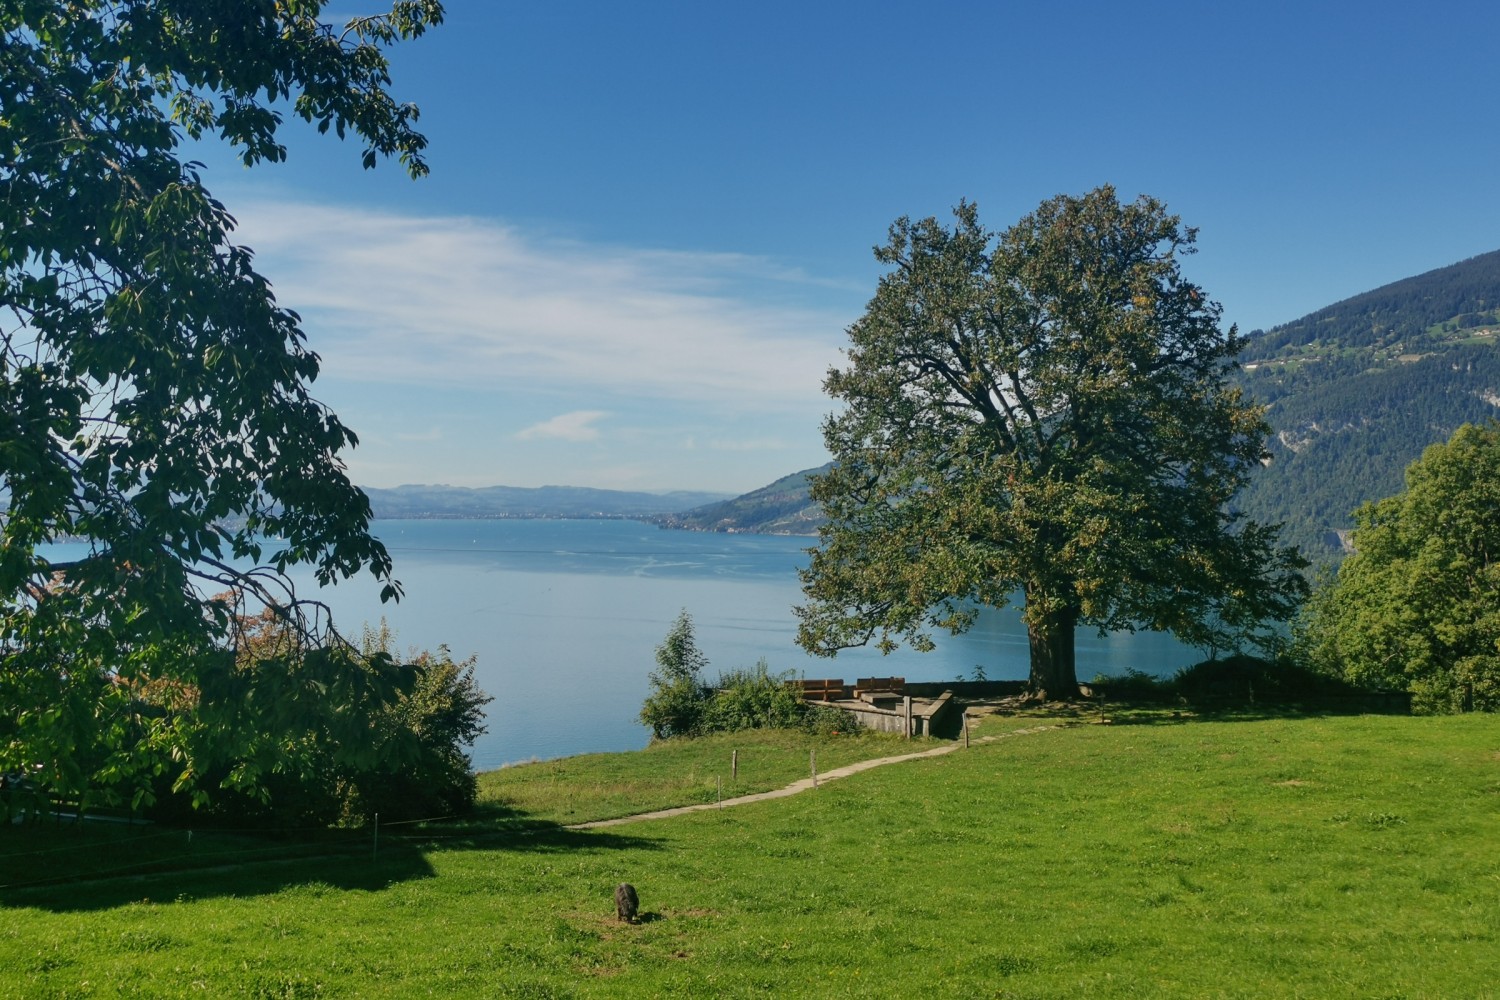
[653,466,827,534]
[1234,250,1500,560]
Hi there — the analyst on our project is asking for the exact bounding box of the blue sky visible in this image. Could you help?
[202,1,1500,494]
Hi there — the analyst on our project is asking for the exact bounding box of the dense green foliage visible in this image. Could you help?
[700,660,857,736]
[799,187,1307,697]
[70,616,491,827]
[1234,250,1500,560]
[343,622,489,822]
[1295,423,1500,712]
[640,612,857,739]
[638,609,710,739]
[0,1,441,810]
[4,714,1496,997]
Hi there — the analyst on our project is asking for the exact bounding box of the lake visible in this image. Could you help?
[40,518,1205,769]
[281,519,1202,769]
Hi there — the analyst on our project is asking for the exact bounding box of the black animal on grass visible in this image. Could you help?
[615,882,639,923]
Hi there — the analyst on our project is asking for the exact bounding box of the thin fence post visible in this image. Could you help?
[717,776,722,808]
[373,813,379,863]
[811,749,817,788]
[963,712,970,748]
[732,749,738,782]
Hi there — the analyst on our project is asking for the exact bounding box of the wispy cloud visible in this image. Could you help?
[230,198,852,414]
[515,410,609,442]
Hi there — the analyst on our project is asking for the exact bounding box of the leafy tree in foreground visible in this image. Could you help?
[1295,422,1500,712]
[0,1,443,810]
[639,609,709,739]
[797,187,1307,698]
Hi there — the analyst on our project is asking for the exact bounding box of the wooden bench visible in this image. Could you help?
[854,676,905,696]
[786,678,851,701]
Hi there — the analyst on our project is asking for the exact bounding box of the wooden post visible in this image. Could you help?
[904,696,913,739]
[732,749,738,781]
[811,749,818,788]
[962,711,970,748]
[373,813,379,863]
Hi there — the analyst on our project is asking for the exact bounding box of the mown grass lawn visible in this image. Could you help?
[1,712,1496,998]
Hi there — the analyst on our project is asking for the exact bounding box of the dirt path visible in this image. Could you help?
[568,723,1066,830]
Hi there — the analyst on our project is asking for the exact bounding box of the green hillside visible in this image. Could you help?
[653,465,828,534]
[1234,249,1500,560]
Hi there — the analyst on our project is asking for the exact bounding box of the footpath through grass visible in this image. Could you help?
[476,727,966,826]
[1,711,1496,998]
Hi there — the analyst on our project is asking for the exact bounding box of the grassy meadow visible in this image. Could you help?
[0,710,1496,998]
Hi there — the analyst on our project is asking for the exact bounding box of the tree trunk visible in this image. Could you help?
[1026,601,1080,700]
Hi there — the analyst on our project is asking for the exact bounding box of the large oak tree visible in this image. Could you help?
[796,188,1306,697]
[1,0,442,810]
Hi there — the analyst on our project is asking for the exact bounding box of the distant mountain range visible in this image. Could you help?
[657,249,1500,560]
[361,483,733,520]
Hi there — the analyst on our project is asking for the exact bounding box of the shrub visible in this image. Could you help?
[148,617,490,827]
[639,614,861,739]
[801,703,859,736]
[703,660,808,733]
[639,610,709,738]
[1088,669,1172,703]
[345,624,491,822]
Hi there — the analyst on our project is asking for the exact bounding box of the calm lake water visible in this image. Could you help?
[288,519,1201,769]
[43,519,1203,770]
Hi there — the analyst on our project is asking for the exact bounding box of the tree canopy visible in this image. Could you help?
[1295,422,1500,712]
[1,0,443,810]
[796,187,1307,697]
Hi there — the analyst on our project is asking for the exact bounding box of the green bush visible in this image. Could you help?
[147,618,490,828]
[343,624,491,822]
[1088,668,1172,703]
[703,660,807,733]
[639,610,710,738]
[801,703,859,736]
[640,614,860,739]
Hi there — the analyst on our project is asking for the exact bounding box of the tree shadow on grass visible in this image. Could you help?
[1076,656,1412,725]
[0,803,662,913]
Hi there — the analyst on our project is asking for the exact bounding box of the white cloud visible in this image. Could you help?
[229,198,852,414]
[515,410,608,442]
